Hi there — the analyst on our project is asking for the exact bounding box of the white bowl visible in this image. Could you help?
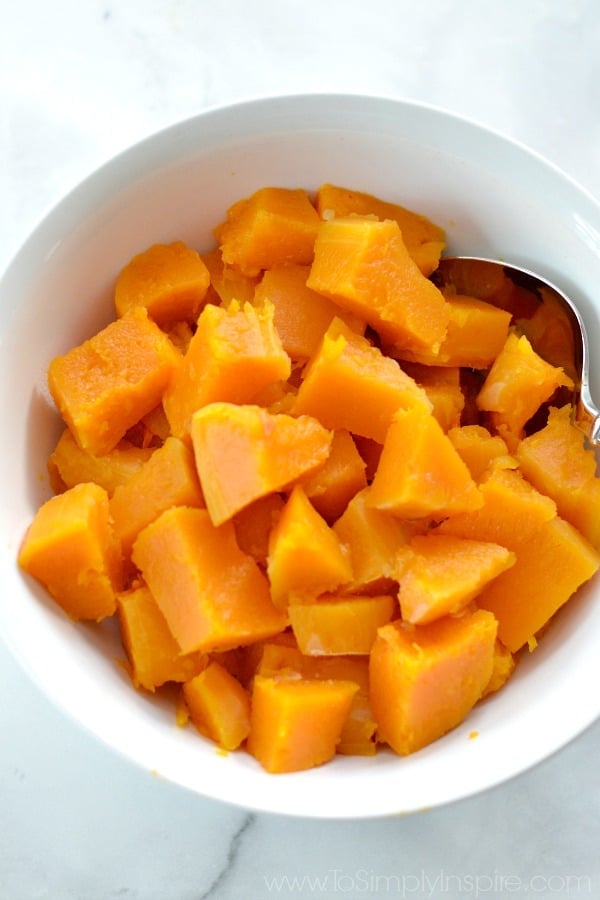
[2,94,600,819]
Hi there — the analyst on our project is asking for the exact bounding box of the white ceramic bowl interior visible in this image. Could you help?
[2,94,600,818]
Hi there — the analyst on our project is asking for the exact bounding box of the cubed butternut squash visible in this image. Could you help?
[369,609,498,755]
[267,486,353,608]
[109,436,205,556]
[315,183,446,276]
[254,264,364,360]
[306,216,450,352]
[163,299,291,439]
[368,405,483,519]
[117,582,206,691]
[215,187,320,275]
[516,405,600,548]
[183,661,251,751]
[114,240,210,325]
[299,429,367,522]
[447,425,511,482]
[132,506,287,654]
[476,332,574,445]
[48,307,180,456]
[18,482,123,621]
[48,428,154,496]
[289,594,396,655]
[254,648,376,756]
[401,363,465,432]
[293,318,432,443]
[470,516,600,652]
[247,674,358,772]
[332,487,418,593]
[395,295,511,368]
[201,247,260,306]
[394,533,515,625]
[191,402,332,526]
[437,466,600,651]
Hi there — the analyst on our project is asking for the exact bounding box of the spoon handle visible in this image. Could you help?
[578,386,600,446]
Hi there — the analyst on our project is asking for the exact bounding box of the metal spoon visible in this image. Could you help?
[434,257,600,446]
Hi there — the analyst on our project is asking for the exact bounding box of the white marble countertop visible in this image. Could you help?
[1,1,599,897]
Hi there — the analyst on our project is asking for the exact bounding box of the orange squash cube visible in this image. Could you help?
[48,307,180,455]
[132,507,287,654]
[516,405,600,547]
[438,466,600,650]
[183,661,251,751]
[267,486,353,608]
[394,533,515,624]
[114,241,210,325]
[482,640,516,697]
[255,649,377,756]
[163,299,291,438]
[18,482,123,621]
[368,406,483,519]
[48,428,153,496]
[471,516,600,652]
[117,583,206,691]
[247,674,359,773]
[254,264,364,360]
[306,216,450,352]
[396,295,511,368]
[438,465,557,547]
[190,402,332,526]
[315,183,446,275]
[140,404,171,443]
[232,493,285,565]
[299,430,367,522]
[109,436,205,556]
[293,318,432,443]
[289,593,396,655]
[369,609,498,755]
[447,425,511,482]
[215,187,321,275]
[333,487,417,593]
[517,289,578,382]
[476,332,574,445]
[402,363,465,432]
[201,247,260,306]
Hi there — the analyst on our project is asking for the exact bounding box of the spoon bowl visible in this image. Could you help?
[435,256,600,445]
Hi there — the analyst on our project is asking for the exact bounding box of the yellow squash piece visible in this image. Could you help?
[117,583,206,691]
[394,533,515,624]
[476,332,573,445]
[132,507,287,654]
[289,594,396,655]
[114,240,211,325]
[183,661,251,751]
[19,482,123,621]
[110,436,205,556]
[267,486,353,608]
[215,187,321,275]
[163,299,291,439]
[315,183,446,276]
[368,405,483,519]
[307,216,450,352]
[369,609,498,755]
[191,403,332,526]
[48,307,180,456]
[247,674,359,773]
[293,318,432,443]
